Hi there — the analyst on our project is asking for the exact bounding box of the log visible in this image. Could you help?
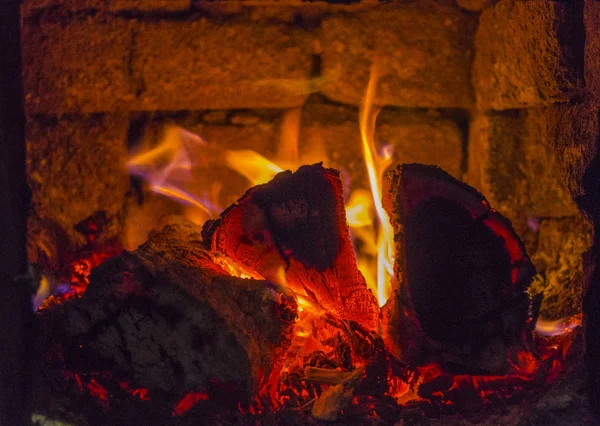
[383,164,538,373]
[35,222,298,417]
[202,163,379,331]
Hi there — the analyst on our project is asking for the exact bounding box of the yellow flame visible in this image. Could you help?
[277,108,302,163]
[224,150,284,186]
[346,189,375,228]
[358,62,394,307]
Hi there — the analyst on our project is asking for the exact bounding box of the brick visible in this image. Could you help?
[585,0,600,105]
[320,3,477,108]
[22,17,135,114]
[467,108,585,227]
[545,103,600,210]
[456,0,496,12]
[21,0,107,17]
[109,0,191,11]
[133,19,314,110]
[473,0,586,110]
[26,115,130,247]
[300,99,464,194]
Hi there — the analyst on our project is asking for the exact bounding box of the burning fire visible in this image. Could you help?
[126,64,395,308]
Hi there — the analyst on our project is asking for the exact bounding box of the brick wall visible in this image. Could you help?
[21,0,600,318]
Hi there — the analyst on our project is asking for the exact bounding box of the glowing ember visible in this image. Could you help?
[37,247,121,311]
[120,381,151,401]
[172,391,209,416]
[87,379,110,409]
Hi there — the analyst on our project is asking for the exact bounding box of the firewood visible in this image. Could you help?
[36,222,298,407]
[202,163,379,331]
[384,164,538,373]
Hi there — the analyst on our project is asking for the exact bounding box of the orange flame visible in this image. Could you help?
[126,126,220,220]
[357,62,394,307]
[224,150,283,186]
[127,125,288,223]
[535,314,582,337]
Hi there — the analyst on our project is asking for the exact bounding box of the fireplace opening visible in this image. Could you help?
[14,0,600,424]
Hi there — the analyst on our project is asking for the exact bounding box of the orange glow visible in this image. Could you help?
[535,314,582,337]
[296,294,326,316]
[357,62,394,306]
[172,391,209,416]
[212,254,260,280]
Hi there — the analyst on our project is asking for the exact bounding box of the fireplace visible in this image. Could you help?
[8,0,600,424]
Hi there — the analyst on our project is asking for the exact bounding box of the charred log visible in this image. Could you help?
[202,163,379,330]
[384,164,538,373]
[34,222,298,420]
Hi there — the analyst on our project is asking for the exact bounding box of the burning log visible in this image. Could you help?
[384,164,538,373]
[202,163,379,330]
[35,222,298,414]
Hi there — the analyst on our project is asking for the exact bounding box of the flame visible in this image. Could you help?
[346,189,375,228]
[535,314,582,337]
[127,125,290,226]
[277,108,301,164]
[125,80,392,307]
[357,62,395,307]
[224,150,283,186]
[127,126,220,220]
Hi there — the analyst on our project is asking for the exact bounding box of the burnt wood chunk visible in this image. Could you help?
[38,222,297,404]
[384,164,537,373]
[202,163,379,330]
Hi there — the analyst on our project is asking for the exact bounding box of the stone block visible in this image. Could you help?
[21,0,107,17]
[473,0,586,110]
[109,0,191,11]
[585,0,600,105]
[467,108,585,227]
[26,115,130,247]
[456,0,497,12]
[300,99,464,194]
[320,3,477,108]
[133,19,314,110]
[545,103,600,213]
[22,17,135,114]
